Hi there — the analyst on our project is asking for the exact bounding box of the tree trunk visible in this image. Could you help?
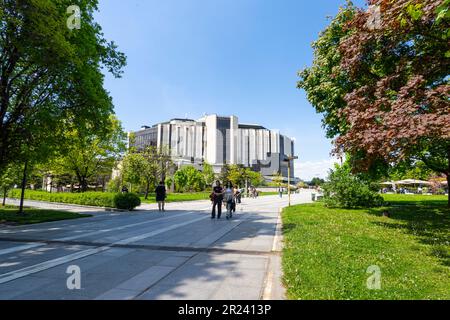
[2,187,7,206]
[18,160,28,215]
[447,174,450,208]
[80,178,88,193]
[447,147,450,208]
[145,182,150,200]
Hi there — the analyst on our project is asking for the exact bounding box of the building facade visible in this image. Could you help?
[130,115,295,181]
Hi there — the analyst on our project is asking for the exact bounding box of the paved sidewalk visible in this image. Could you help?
[0,192,313,300]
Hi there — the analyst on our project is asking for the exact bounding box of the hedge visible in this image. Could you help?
[9,189,116,208]
[113,193,141,210]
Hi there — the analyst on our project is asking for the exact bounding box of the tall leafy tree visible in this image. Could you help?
[299,0,450,206]
[51,115,126,192]
[122,152,147,193]
[0,163,20,205]
[0,0,126,172]
[122,146,173,198]
[174,166,205,192]
[228,164,246,187]
[202,162,215,187]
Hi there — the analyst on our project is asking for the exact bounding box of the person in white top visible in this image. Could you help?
[223,183,234,220]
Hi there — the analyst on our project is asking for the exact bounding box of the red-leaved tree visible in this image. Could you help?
[333,0,450,206]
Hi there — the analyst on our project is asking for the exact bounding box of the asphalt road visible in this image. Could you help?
[0,192,312,300]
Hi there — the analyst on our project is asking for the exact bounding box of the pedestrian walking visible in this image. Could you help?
[233,186,241,205]
[224,183,235,219]
[155,181,166,212]
[211,180,224,219]
[278,186,283,198]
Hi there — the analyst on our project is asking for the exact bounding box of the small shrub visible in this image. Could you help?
[323,164,384,209]
[113,192,141,210]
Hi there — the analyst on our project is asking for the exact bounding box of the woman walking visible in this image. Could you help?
[224,183,235,219]
[155,180,166,212]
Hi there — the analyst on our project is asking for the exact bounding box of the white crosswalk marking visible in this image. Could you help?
[0,215,207,284]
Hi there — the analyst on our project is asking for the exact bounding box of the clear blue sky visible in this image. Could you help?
[95,0,366,180]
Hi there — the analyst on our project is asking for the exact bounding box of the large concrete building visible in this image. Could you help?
[130,115,295,181]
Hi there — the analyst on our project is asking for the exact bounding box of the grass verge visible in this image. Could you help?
[0,205,92,225]
[282,195,449,299]
[140,192,211,203]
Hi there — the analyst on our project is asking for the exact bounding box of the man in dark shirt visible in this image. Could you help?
[211,180,224,219]
[155,181,167,212]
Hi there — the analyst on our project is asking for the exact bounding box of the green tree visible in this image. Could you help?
[122,153,147,193]
[228,165,245,187]
[298,0,450,206]
[389,161,434,181]
[309,177,325,187]
[0,164,21,206]
[0,0,126,172]
[245,168,264,187]
[202,162,215,187]
[122,146,173,198]
[140,146,172,199]
[272,172,284,187]
[218,164,231,185]
[174,166,205,192]
[51,116,126,192]
[297,1,357,139]
[323,162,384,209]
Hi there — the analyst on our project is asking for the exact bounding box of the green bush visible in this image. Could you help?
[323,164,384,209]
[113,192,141,210]
[9,189,116,207]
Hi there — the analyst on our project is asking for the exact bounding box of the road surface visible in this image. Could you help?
[0,192,312,300]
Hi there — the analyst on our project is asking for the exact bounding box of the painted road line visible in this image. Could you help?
[0,212,196,256]
[114,215,206,245]
[0,212,192,255]
[0,215,207,284]
[0,246,111,284]
[56,211,195,241]
[0,243,43,256]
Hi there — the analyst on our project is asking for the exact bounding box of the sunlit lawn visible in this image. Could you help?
[282,194,450,300]
[140,192,211,203]
[0,205,92,225]
[140,191,280,203]
[383,194,448,206]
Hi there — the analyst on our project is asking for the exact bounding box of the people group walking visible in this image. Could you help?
[210,180,240,220]
[151,179,246,217]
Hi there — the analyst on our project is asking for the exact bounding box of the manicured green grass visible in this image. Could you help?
[140,192,211,203]
[259,191,280,196]
[140,191,281,203]
[9,189,116,207]
[0,205,92,225]
[383,194,448,206]
[282,199,449,299]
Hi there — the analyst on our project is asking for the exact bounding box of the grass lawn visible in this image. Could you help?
[0,205,92,225]
[140,192,211,203]
[383,194,448,206]
[282,194,449,299]
[140,191,282,203]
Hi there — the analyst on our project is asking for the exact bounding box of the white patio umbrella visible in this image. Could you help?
[395,179,432,185]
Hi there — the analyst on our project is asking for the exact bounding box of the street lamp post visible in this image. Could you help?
[284,155,299,207]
